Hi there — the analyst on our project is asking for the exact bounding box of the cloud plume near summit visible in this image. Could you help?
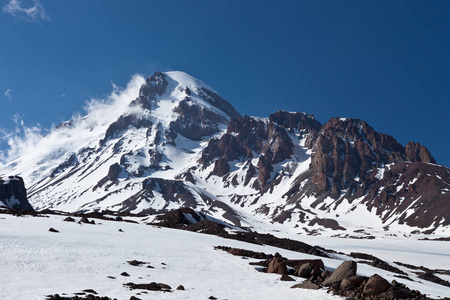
[0,74,145,172]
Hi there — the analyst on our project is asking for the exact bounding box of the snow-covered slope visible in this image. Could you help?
[0,71,449,239]
[1,212,450,299]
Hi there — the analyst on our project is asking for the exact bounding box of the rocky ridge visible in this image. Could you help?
[0,71,448,237]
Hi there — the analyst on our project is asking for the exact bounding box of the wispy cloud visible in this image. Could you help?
[4,89,12,100]
[0,75,145,169]
[2,0,50,22]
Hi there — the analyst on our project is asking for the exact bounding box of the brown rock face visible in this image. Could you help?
[405,141,436,164]
[366,161,450,229]
[340,275,366,290]
[213,158,230,176]
[363,274,391,296]
[171,98,228,141]
[308,118,437,200]
[268,111,322,136]
[287,259,325,272]
[322,261,357,286]
[267,252,287,275]
[296,262,315,278]
[200,111,321,188]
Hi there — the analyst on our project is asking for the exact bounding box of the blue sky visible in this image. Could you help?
[1,0,449,167]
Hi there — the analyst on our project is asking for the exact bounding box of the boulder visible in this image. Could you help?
[79,216,91,224]
[267,252,287,275]
[287,259,325,271]
[340,275,366,290]
[280,274,295,281]
[323,261,357,286]
[363,274,391,296]
[291,280,320,290]
[0,176,33,211]
[296,262,314,278]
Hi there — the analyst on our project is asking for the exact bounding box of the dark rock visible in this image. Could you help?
[267,252,287,275]
[280,274,295,281]
[130,296,141,300]
[198,87,241,119]
[80,216,91,224]
[63,217,75,222]
[213,158,230,176]
[49,227,59,233]
[363,274,391,296]
[107,163,122,181]
[385,289,409,299]
[323,261,357,286]
[405,141,436,164]
[0,176,33,211]
[291,281,320,290]
[127,260,147,266]
[208,297,217,300]
[321,270,331,279]
[340,275,366,290]
[170,98,228,141]
[296,262,314,278]
[214,246,272,259]
[176,285,185,290]
[125,282,171,292]
[121,272,130,276]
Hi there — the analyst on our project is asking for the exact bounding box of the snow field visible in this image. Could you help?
[0,214,343,300]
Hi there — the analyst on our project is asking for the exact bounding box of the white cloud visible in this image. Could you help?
[2,0,50,21]
[0,74,145,167]
[4,89,12,100]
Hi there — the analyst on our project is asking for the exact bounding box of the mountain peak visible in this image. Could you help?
[0,70,447,237]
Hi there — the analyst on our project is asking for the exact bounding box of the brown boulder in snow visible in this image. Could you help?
[267,252,287,275]
[363,274,391,296]
[323,261,357,286]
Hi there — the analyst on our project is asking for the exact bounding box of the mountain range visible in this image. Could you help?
[1,71,449,237]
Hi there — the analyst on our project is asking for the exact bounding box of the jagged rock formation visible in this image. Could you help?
[0,71,448,236]
[0,176,33,211]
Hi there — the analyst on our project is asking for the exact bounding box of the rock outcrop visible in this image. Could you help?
[0,176,33,211]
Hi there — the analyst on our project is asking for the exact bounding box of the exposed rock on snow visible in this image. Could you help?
[0,176,33,211]
[0,70,449,238]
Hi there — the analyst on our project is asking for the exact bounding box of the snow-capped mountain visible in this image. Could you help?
[1,71,449,237]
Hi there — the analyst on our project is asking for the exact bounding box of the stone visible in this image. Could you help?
[267,252,287,275]
[0,176,33,211]
[296,262,314,278]
[363,274,391,296]
[322,261,357,286]
[80,216,91,224]
[49,227,59,233]
[340,275,366,290]
[291,281,320,290]
[280,274,295,281]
